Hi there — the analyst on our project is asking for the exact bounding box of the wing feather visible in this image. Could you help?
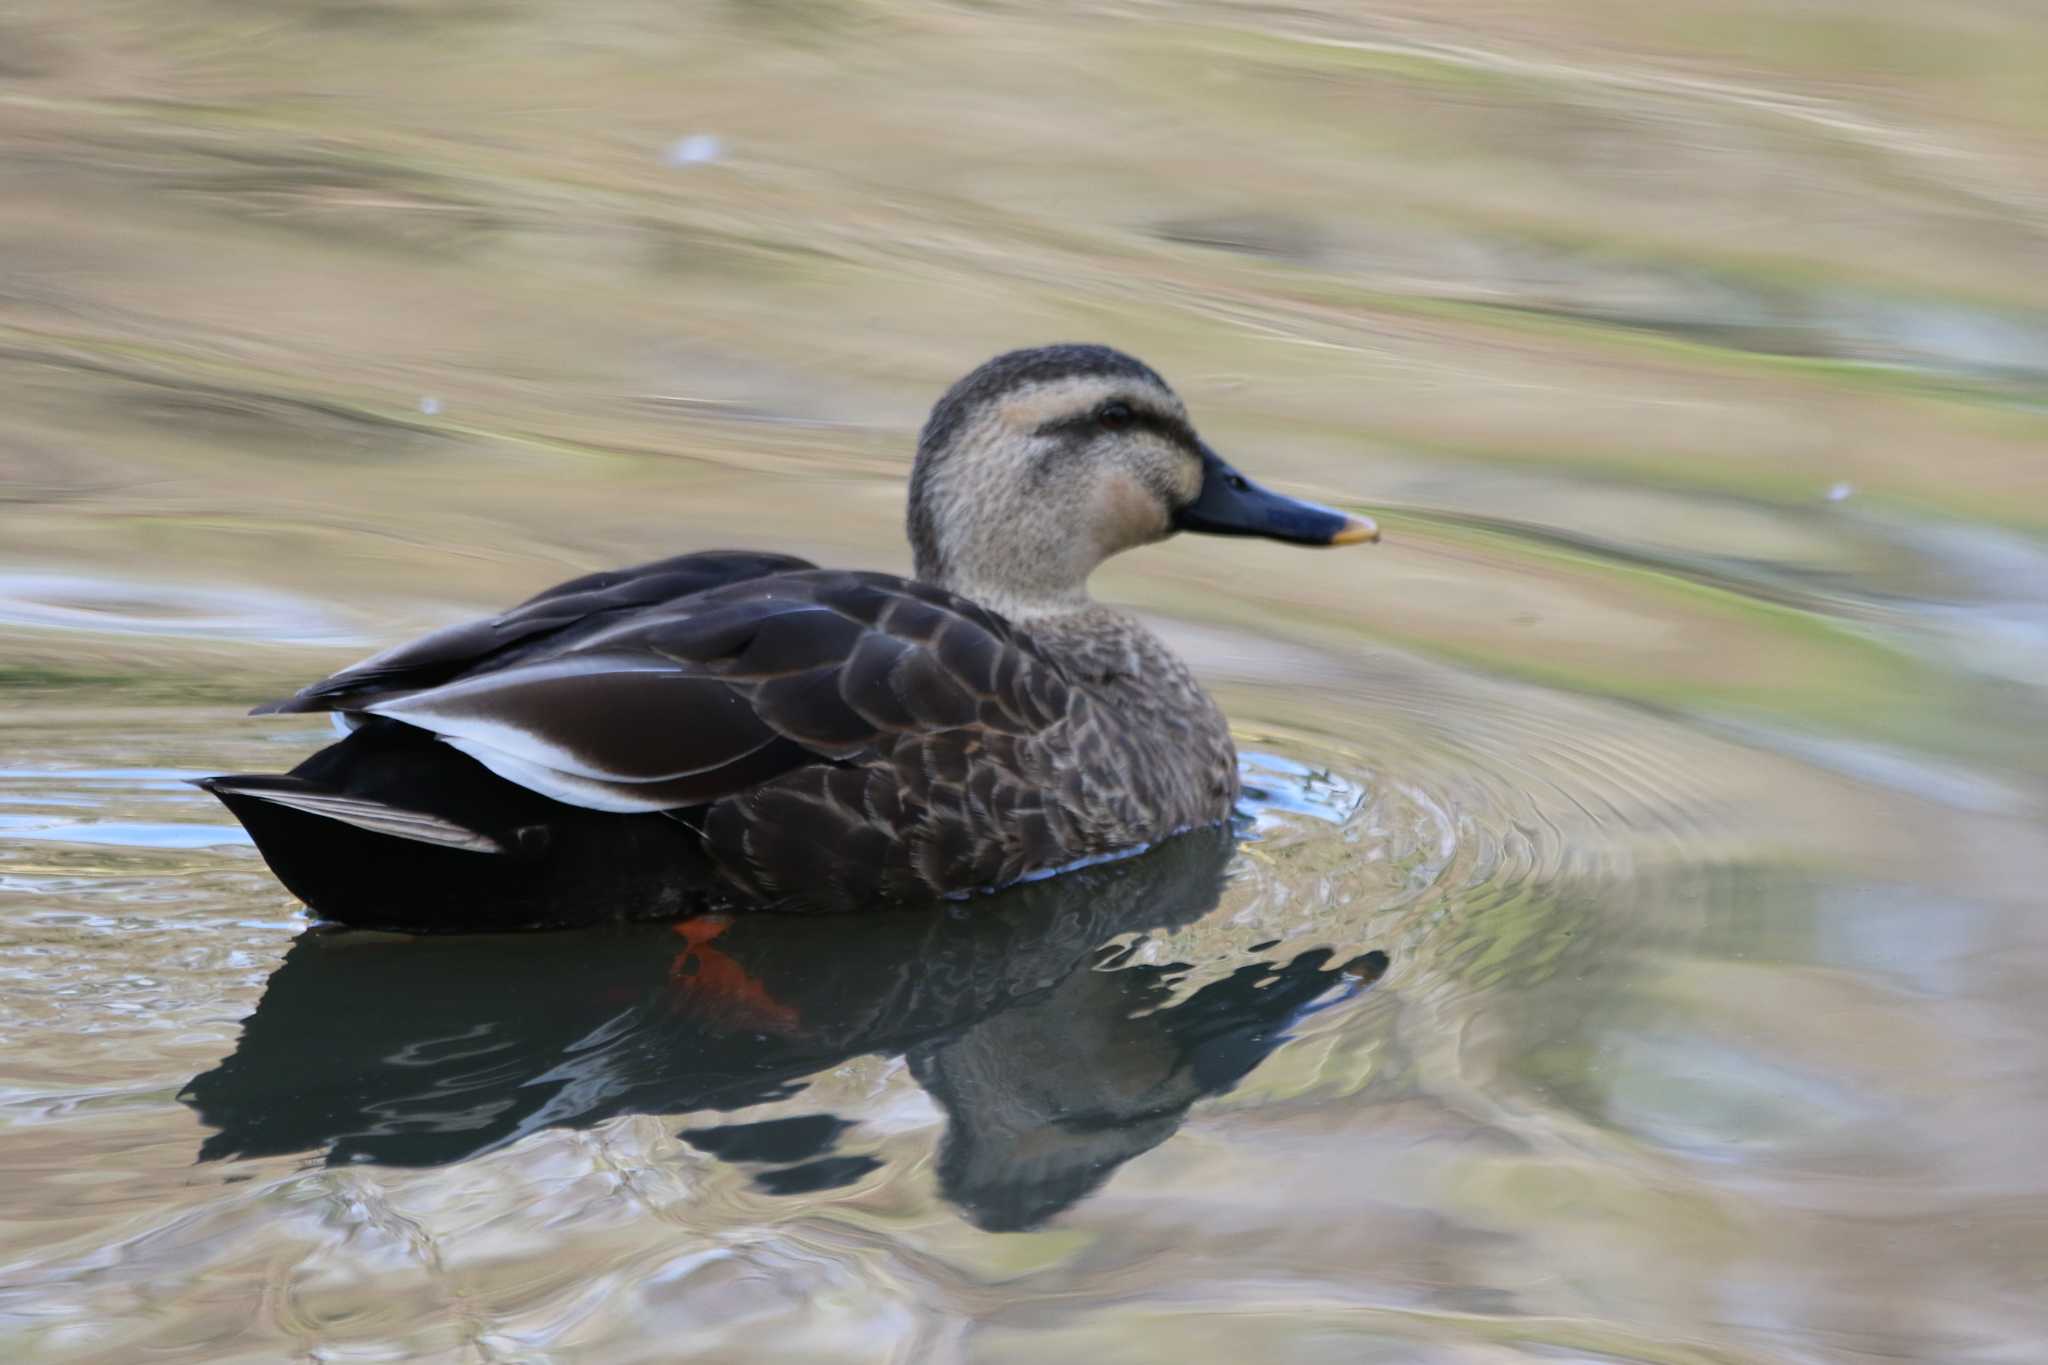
[260,565,1073,831]
[366,655,776,782]
[197,776,506,852]
[255,550,814,713]
[748,664,880,756]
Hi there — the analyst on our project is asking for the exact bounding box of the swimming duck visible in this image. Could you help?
[201,344,1376,929]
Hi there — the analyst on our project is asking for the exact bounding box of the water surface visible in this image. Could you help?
[4,2,2048,1361]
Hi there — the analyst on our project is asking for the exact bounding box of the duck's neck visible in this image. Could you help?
[922,571,1094,624]
[911,501,1107,622]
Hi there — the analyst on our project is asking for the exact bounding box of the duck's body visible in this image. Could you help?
[203,345,1373,929]
[208,561,1236,927]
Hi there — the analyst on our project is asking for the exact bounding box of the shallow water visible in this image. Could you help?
[5,2,2048,1361]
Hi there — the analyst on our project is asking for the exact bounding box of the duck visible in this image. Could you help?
[199,344,1377,930]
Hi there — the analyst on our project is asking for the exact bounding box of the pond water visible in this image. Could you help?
[4,3,2048,1362]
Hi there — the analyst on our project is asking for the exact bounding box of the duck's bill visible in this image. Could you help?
[1174,449,1379,547]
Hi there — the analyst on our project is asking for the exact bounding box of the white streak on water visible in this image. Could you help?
[664,134,723,167]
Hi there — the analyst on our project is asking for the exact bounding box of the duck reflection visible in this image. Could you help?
[182,827,1386,1230]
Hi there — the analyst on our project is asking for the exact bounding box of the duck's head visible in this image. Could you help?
[908,344,1376,616]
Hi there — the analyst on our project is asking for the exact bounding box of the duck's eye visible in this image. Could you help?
[1097,401,1134,431]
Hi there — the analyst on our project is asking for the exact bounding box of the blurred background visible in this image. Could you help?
[3,2,2046,1361]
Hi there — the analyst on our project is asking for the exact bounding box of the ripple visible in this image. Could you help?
[1187,663,1759,1003]
[0,767,217,784]
[0,816,251,850]
[0,570,356,645]
[0,764,258,852]
[1236,750,1368,831]
[0,676,2034,1363]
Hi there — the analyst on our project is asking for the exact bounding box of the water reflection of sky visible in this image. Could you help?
[3,0,2047,1357]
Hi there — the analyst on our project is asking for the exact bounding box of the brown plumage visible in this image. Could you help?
[200,344,1376,928]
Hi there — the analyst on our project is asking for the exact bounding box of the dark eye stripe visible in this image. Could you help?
[1035,406,1199,452]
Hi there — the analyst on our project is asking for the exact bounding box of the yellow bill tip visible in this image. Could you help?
[1328,515,1380,546]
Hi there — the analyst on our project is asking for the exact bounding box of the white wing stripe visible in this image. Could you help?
[366,654,767,785]
[441,739,682,814]
[221,785,505,853]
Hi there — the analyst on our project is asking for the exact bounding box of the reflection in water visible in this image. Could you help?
[181,826,1386,1230]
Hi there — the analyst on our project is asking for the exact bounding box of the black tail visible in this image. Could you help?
[200,719,717,932]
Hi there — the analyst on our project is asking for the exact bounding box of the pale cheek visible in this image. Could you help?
[1096,473,1171,553]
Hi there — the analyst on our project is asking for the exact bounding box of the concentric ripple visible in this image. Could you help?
[0,616,2040,1363]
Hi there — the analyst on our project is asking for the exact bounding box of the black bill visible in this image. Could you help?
[1174,446,1378,546]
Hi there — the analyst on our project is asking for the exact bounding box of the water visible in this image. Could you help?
[5,2,2048,1361]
